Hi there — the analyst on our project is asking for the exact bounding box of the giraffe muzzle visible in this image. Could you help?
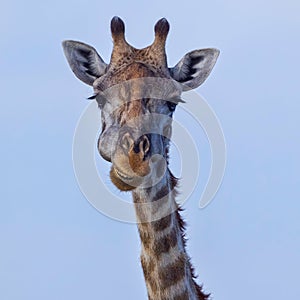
[109,131,166,191]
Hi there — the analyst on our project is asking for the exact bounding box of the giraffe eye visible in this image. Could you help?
[167,101,177,112]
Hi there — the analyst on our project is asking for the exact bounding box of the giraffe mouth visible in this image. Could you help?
[110,167,138,191]
[114,168,134,181]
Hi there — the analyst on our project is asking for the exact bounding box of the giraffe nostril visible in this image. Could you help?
[122,134,150,157]
[140,135,150,155]
[132,135,150,156]
[121,133,134,153]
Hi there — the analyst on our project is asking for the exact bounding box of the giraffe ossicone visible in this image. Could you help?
[63,16,219,300]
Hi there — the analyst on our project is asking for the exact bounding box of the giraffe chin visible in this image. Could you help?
[110,167,140,191]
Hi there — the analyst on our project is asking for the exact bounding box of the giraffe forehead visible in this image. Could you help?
[96,75,182,127]
[111,100,171,133]
[94,61,169,91]
[117,99,169,118]
[95,76,182,106]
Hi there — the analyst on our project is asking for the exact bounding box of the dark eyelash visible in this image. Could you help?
[173,97,185,103]
[87,94,98,100]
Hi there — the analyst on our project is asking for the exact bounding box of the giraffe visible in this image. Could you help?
[63,17,219,300]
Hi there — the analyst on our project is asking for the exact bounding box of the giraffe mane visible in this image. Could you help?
[170,172,210,299]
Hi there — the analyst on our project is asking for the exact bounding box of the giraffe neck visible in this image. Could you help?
[132,172,209,300]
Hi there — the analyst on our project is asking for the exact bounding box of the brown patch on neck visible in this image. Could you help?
[158,253,186,288]
[134,175,210,299]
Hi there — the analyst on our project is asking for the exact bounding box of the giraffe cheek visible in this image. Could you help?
[98,144,111,162]
[97,126,119,162]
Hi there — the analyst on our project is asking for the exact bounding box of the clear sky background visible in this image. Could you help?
[1,0,300,299]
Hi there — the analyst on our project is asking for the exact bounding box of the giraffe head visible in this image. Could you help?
[63,17,219,191]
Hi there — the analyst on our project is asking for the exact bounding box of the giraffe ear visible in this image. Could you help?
[169,48,219,91]
[62,40,107,86]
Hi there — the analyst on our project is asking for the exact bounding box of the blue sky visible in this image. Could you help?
[1,0,300,299]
